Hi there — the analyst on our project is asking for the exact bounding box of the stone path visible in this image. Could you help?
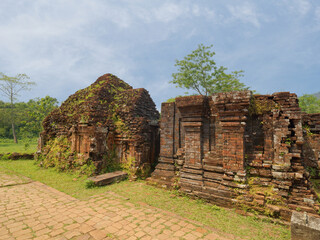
[0,172,32,187]
[0,171,235,240]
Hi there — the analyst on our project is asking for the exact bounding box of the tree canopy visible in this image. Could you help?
[171,44,249,96]
[0,96,58,139]
[299,94,320,113]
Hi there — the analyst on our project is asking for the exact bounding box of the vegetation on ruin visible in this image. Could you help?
[101,149,151,180]
[0,159,290,240]
[311,179,320,200]
[249,96,279,115]
[171,44,249,96]
[38,74,159,177]
[35,136,96,176]
[233,173,288,219]
[303,125,314,137]
[41,74,135,138]
[42,74,159,145]
[166,97,176,103]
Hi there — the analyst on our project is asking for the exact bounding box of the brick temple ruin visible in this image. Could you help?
[148,91,320,221]
[37,73,320,221]
[37,74,159,174]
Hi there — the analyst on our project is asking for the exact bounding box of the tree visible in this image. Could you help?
[21,96,59,137]
[171,44,249,96]
[299,94,320,113]
[0,73,35,143]
[0,100,11,138]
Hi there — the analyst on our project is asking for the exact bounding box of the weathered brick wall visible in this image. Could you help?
[148,91,320,221]
[302,113,320,172]
[38,74,160,174]
[148,102,177,187]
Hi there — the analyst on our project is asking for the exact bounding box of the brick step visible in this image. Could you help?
[150,169,175,178]
[155,163,175,171]
[146,177,174,189]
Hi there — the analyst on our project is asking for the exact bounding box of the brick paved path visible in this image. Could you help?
[0,171,234,240]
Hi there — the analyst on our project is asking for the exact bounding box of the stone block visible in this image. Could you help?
[88,171,127,186]
[291,211,320,240]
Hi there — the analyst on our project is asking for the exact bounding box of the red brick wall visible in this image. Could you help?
[149,91,320,221]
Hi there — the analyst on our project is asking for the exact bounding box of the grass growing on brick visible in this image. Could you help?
[0,139,37,154]
[0,159,290,240]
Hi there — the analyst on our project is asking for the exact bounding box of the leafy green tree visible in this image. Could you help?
[0,101,29,139]
[0,73,35,143]
[21,96,59,137]
[0,101,11,138]
[171,44,249,96]
[299,94,320,113]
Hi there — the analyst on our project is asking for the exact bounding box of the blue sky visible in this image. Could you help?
[0,0,319,109]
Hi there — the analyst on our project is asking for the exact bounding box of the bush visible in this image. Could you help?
[85,179,96,189]
[37,136,96,176]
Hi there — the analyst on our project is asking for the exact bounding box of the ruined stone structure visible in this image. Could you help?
[38,74,159,174]
[38,73,320,221]
[302,113,320,173]
[148,91,320,221]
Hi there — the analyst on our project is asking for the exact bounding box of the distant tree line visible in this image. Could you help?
[0,96,58,139]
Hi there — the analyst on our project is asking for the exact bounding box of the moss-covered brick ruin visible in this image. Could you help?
[37,74,159,176]
[37,73,320,222]
[148,91,320,221]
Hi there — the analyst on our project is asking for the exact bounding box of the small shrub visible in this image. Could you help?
[303,125,314,136]
[210,205,221,211]
[0,153,11,161]
[121,156,137,178]
[85,179,96,189]
[136,163,151,179]
[79,161,96,177]
[101,146,122,173]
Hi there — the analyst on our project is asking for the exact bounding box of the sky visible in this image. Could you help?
[0,0,320,110]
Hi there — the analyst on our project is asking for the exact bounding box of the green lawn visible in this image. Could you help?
[0,159,290,240]
[0,138,38,154]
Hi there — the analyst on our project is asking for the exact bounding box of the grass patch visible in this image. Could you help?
[0,138,37,154]
[0,159,290,240]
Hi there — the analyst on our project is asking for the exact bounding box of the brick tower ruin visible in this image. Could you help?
[37,74,159,175]
[148,91,320,221]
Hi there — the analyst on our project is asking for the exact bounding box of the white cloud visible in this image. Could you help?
[227,2,261,28]
[0,0,320,105]
[287,0,311,16]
